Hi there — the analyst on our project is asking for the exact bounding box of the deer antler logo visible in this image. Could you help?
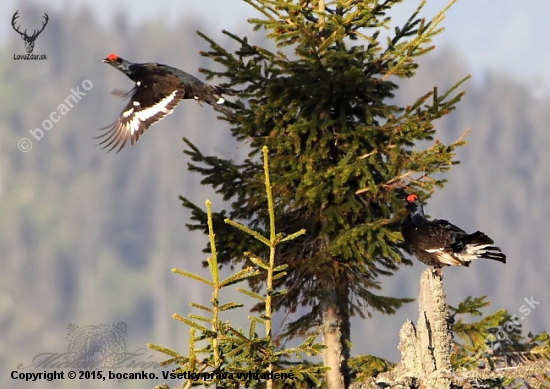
[11,11,49,54]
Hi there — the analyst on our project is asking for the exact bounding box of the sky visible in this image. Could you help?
[2,0,550,90]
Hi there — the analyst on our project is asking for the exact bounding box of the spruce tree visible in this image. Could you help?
[181,1,468,387]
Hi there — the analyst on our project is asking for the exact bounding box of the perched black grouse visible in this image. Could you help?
[401,194,506,268]
[98,53,236,152]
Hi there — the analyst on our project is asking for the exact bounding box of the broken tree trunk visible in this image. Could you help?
[371,268,454,388]
[353,269,550,389]
[350,268,455,389]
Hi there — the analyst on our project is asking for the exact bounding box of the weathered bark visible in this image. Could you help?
[369,269,453,388]
[322,304,345,389]
[321,280,350,389]
[352,268,550,389]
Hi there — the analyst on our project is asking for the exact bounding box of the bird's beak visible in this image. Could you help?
[102,59,108,63]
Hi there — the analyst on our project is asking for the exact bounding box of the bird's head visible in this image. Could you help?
[404,193,427,225]
[405,193,421,210]
[103,53,122,64]
[103,53,119,62]
[103,53,132,73]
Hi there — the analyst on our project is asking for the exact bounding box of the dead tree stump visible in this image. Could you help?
[352,268,550,389]
[369,269,454,388]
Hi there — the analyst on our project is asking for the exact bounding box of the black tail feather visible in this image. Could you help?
[463,231,494,246]
[467,232,506,264]
[455,231,506,264]
[217,86,240,96]
[194,85,236,117]
[202,85,239,102]
[481,246,506,264]
[453,231,493,251]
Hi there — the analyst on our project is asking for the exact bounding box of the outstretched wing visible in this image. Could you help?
[97,82,184,153]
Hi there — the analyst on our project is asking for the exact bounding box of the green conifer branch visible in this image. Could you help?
[279,229,306,242]
[236,286,265,301]
[186,329,197,387]
[188,314,213,323]
[220,268,260,287]
[272,272,288,281]
[172,268,214,287]
[246,252,270,269]
[262,145,278,389]
[173,313,212,334]
[225,218,271,246]
[218,302,244,311]
[190,302,214,313]
[147,343,184,360]
[205,199,223,370]
[446,296,550,387]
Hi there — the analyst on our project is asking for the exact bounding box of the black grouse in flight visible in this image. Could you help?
[401,194,506,268]
[98,53,237,152]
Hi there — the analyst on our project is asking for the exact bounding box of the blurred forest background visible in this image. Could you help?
[1,1,549,389]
